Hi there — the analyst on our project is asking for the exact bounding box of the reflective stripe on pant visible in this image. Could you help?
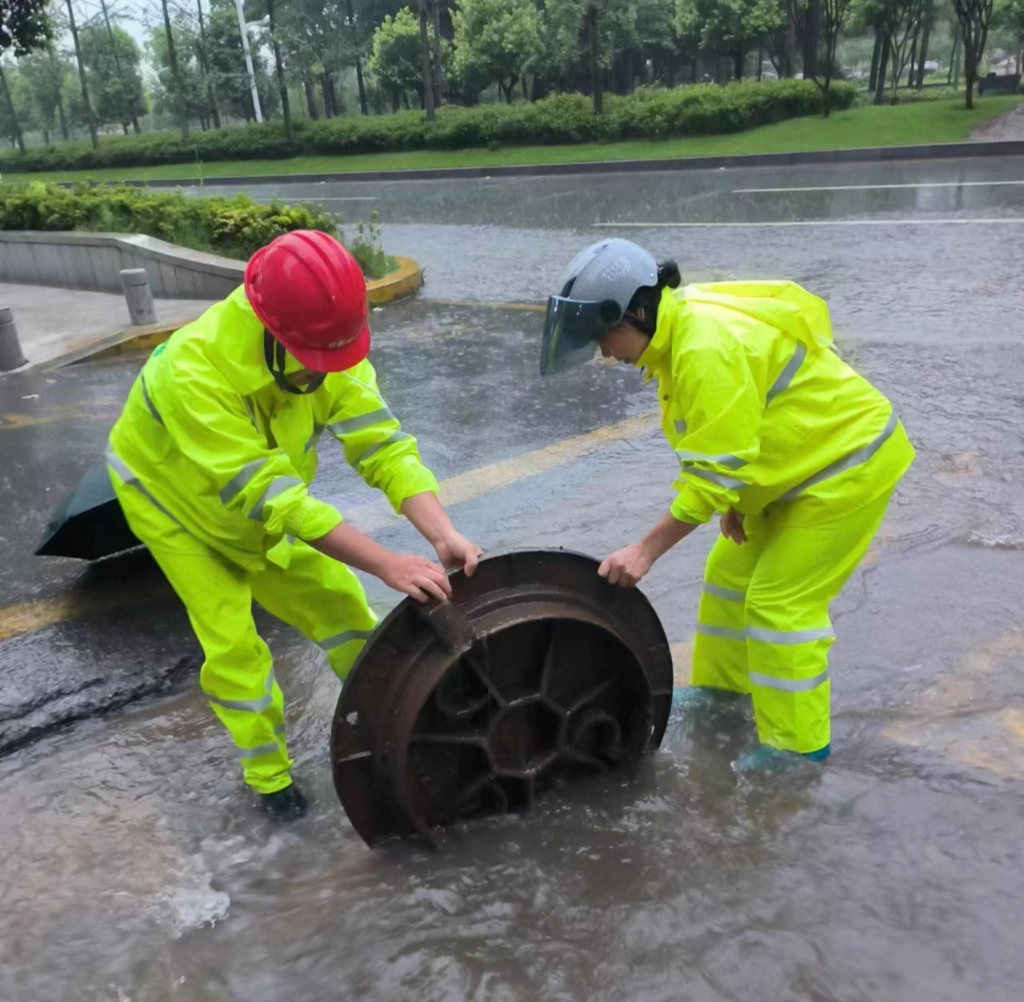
[691,488,893,755]
[110,468,377,794]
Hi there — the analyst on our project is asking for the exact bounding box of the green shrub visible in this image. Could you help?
[0,80,859,174]
[0,181,396,279]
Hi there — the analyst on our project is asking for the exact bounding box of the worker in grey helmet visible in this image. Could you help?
[541,239,914,771]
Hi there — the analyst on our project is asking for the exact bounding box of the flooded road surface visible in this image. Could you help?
[3,159,1024,1001]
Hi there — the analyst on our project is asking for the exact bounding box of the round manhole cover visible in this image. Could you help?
[331,549,673,845]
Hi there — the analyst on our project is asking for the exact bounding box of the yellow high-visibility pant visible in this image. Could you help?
[690,488,893,755]
[112,482,377,795]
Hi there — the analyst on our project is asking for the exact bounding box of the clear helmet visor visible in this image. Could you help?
[540,296,618,376]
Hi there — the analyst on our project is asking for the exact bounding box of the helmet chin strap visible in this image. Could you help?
[264,330,326,395]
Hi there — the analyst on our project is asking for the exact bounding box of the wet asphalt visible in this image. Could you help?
[2,156,1024,1002]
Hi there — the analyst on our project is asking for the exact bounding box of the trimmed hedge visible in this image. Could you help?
[0,181,393,278]
[0,80,859,174]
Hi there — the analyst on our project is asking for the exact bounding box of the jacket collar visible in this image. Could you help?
[636,287,682,382]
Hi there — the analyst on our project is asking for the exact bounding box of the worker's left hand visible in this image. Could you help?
[598,542,653,587]
[433,531,484,577]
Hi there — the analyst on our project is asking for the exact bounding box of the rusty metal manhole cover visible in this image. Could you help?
[331,549,673,845]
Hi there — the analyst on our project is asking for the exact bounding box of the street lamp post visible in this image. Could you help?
[233,0,263,123]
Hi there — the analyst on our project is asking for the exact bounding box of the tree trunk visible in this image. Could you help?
[0,65,25,154]
[160,0,190,138]
[304,78,318,119]
[267,0,292,138]
[100,0,142,133]
[65,0,98,149]
[906,33,917,87]
[132,116,141,134]
[874,33,890,105]
[588,5,603,114]
[757,45,764,80]
[784,14,796,77]
[195,0,221,129]
[342,0,369,115]
[734,48,744,80]
[432,0,445,108]
[802,0,822,79]
[57,91,69,141]
[869,30,882,91]
[964,41,977,110]
[916,23,930,87]
[320,72,335,117]
[419,2,435,120]
[354,57,368,115]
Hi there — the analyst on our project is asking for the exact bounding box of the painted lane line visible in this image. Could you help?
[595,218,1024,229]
[733,180,1024,194]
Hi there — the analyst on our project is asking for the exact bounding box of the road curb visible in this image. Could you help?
[78,138,1024,189]
[366,255,423,304]
[29,256,425,370]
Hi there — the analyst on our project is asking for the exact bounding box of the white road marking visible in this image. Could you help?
[733,180,1024,194]
[595,217,1024,229]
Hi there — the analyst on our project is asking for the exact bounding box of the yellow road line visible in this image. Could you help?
[439,412,657,506]
[0,400,121,431]
[883,630,1024,781]
[670,641,692,687]
[0,411,660,641]
[0,583,168,642]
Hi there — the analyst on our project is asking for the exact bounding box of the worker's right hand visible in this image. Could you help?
[720,509,747,545]
[379,552,452,603]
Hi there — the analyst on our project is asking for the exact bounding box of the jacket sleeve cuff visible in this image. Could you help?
[285,496,344,540]
[384,459,440,514]
[670,486,716,525]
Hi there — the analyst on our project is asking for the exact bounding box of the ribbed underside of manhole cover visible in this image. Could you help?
[331,549,673,846]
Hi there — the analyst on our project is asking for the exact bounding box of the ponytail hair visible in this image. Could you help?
[626,259,682,337]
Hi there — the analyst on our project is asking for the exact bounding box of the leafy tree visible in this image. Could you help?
[198,0,277,123]
[680,0,785,79]
[795,0,855,115]
[79,24,144,133]
[953,0,997,107]
[0,0,53,55]
[148,17,203,124]
[370,7,430,108]
[542,0,637,111]
[451,0,542,102]
[16,46,72,142]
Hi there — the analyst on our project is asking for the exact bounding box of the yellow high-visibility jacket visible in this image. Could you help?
[640,282,915,526]
[107,287,438,571]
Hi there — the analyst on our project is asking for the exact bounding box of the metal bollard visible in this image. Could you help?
[120,268,157,327]
[0,305,27,372]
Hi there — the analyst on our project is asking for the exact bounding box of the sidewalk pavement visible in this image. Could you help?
[0,282,213,370]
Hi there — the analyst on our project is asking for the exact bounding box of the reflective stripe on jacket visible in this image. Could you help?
[107,286,438,571]
[638,282,915,526]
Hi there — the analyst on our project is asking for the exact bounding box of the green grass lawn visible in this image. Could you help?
[8,96,1021,185]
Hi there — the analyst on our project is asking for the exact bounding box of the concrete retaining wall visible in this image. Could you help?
[0,231,243,299]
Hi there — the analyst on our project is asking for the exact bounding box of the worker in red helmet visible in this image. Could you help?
[106,231,482,821]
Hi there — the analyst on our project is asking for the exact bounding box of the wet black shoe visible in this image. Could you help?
[261,782,308,821]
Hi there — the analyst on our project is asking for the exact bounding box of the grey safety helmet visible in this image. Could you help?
[540,238,658,376]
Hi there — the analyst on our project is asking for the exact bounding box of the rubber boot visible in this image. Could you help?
[261,781,308,821]
[731,742,831,776]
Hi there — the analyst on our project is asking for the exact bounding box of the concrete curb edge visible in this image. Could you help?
[84,138,1024,189]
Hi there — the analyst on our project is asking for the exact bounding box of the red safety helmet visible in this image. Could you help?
[244,230,370,373]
